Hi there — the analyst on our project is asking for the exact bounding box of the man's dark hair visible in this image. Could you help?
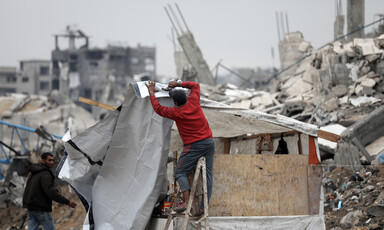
[41,152,53,160]
[169,89,187,106]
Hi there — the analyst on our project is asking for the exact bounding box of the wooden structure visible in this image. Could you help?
[165,157,210,230]
[209,154,320,216]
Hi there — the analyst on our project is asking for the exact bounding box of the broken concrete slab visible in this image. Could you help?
[353,38,384,56]
[350,96,381,107]
[332,85,348,97]
[318,124,347,155]
[354,84,364,95]
[230,100,251,109]
[360,78,376,88]
[302,66,319,84]
[321,98,339,112]
[283,77,313,96]
[365,136,384,159]
[298,41,312,53]
[340,210,363,229]
[250,92,274,110]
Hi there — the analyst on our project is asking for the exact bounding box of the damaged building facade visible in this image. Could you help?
[0,27,157,116]
[52,27,156,114]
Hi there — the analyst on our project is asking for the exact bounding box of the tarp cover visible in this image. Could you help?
[173,215,325,230]
[58,82,174,229]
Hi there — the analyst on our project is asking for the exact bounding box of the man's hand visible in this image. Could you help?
[168,80,182,88]
[68,201,77,208]
[146,80,157,96]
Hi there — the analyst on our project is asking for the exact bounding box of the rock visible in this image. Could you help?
[354,85,363,95]
[322,98,339,112]
[285,79,312,96]
[363,185,375,193]
[230,100,251,109]
[360,78,376,88]
[339,95,349,104]
[366,205,384,217]
[302,66,318,84]
[298,41,311,53]
[340,210,363,228]
[332,84,348,97]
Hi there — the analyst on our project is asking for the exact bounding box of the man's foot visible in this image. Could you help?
[174,201,188,213]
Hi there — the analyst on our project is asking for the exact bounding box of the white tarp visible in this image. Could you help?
[173,215,325,230]
[58,82,174,229]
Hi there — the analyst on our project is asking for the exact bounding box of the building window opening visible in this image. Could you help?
[7,75,17,83]
[40,66,49,75]
[40,81,49,90]
[22,76,29,82]
[144,58,155,72]
[86,51,104,60]
[131,57,139,64]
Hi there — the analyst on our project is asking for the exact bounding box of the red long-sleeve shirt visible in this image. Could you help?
[150,81,212,144]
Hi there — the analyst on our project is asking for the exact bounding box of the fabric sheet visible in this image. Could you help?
[58,82,174,229]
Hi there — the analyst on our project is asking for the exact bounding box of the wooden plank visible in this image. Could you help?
[209,154,309,216]
[223,138,230,154]
[307,165,322,215]
[317,129,341,142]
[78,97,117,111]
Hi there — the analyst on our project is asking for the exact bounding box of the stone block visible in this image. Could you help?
[360,78,376,88]
[332,84,348,97]
[230,100,251,109]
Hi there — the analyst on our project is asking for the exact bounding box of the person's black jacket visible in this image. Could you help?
[22,163,69,212]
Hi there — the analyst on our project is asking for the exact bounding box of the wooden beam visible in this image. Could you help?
[78,97,117,111]
[224,138,230,154]
[317,130,341,142]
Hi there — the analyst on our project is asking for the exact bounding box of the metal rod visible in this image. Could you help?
[285,11,290,33]
[15,128,28,153]
[0,144,8,160]
[0,120,63,139]
[175,3,190,31]
[280,11,285,35]
[168,4,184,34]
[219,63,250,82]
[275,11,281,41]
[10,128,14,156]
[164,7,180,36]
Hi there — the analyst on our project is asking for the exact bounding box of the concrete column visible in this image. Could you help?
[334,15,345,40]
[347,0,365,41]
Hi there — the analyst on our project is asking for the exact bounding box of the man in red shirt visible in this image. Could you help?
[147,80,214,215]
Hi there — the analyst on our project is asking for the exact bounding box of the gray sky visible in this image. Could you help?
[1,0,383,77]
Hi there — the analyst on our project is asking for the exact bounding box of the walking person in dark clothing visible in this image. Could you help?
[23,152,77,230]
[147,80,215,216]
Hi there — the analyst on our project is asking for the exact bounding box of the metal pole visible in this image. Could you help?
[275,11,281,41]
[285,11,290,33]
[164,7,180,36]
[280,11,285,35]
[175,3,191,32]
[167,4,184,34]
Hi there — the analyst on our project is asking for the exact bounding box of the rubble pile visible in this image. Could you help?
[0,91,96,155]
[201,35,384,123]
[0,185,85,230]
[200,34,384,165]
[323,166,384,229]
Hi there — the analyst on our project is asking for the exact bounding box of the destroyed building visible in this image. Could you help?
[1,1,384,229]
[52,27,156,114]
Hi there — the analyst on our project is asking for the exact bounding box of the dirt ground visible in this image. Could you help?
[0,186,86,230]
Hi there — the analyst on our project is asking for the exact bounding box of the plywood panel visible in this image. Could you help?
[209,154,309,216]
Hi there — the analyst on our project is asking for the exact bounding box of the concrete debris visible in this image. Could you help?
[323,166,384,229]
[350,96,381,107]
[196,34,384,168]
